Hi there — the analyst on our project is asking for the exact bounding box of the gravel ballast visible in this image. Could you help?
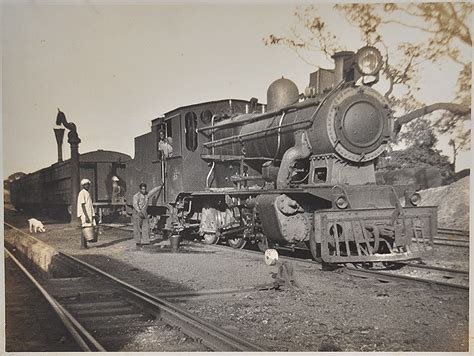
[4,207,469,352]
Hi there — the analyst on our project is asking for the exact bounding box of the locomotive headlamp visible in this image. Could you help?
[335,195,349,209]
[409,193,421,206]
[355,46,383,76]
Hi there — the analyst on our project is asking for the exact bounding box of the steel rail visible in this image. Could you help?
[413,237,469,248]
[434,236,469,242]
[151,287,261,299]
[432,240,469,248]
[59,252,265,352]
[437,227,469,237]
[186,241,470,290]
[4,222,264,351]
[401,261,469,275]
[344,266,469,290]
[63,223,470,291]
[4,248,106,352]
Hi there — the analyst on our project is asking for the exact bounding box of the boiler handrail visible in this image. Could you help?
[203,120,312,149]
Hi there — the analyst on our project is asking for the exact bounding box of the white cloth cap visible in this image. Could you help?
[81,178,91,186]
[264,249,279,266]
[112,176,119,181]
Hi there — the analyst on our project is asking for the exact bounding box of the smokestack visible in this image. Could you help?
[53,127,65,162]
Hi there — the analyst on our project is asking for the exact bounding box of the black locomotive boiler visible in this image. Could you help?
[126,46,436,263]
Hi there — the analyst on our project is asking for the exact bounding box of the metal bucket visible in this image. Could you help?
[170,234,180,252]
[82,226,98,242]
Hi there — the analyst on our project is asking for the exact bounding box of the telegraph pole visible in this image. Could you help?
[56,109,81,224]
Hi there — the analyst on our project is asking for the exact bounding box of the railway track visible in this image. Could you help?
[438,227,469,237]
[104,222,470,247]
[5,248,106,351]
[345,263,469,290]
[221,241,469,290]
[433,228,469,248]
[102,222,469,290]
[187,236,469,290]
[5,251,83,352]
[4,223,265,352]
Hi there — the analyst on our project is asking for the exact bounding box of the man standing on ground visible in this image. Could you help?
[111,176,123,204]
[132,183,162,247]
[77,178,96,249]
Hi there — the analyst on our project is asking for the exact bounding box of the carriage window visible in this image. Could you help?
[185,111,198,152]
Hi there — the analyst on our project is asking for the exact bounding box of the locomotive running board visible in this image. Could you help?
[315,207,436,263]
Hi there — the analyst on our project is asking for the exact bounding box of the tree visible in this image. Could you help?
[449,138,458,168]
[264,3,471,150]
[386,118,455,182]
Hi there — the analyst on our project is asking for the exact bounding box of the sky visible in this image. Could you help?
[2,0,472,179]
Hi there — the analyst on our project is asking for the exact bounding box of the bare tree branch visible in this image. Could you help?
[393,103,471,136]
[264,3,472,148]
[379,19,438,34]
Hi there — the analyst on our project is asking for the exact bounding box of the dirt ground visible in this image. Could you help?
[3,207,469,352]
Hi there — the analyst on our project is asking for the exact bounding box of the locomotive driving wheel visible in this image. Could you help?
[203,233,218,244]
[227,237,246,249]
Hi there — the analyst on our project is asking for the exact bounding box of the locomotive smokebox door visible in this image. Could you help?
[325,86,392,163]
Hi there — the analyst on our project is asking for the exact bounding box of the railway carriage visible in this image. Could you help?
[10,150,130,219]
[126,46,436,263]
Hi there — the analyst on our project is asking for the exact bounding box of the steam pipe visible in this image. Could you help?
[198,79,344,137]
[203,120,312,148]
[197,98,322,133]
[206,162,215,189]
[210,114,219,156]
[276,130,312,189]
[272,112,286,162]
[161,157,166,202]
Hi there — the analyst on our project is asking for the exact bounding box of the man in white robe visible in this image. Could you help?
[77,178,96,249]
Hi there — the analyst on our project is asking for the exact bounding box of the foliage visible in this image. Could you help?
[264,3,472,150]
[384,146,454,182]
[386,118,454,181]
[398,118,437,149]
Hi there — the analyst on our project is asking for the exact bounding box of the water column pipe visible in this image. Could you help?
[53,127,65,163]
[56,109,81,225]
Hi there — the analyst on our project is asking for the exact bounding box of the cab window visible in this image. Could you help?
[185,111,198,152]
[155,121,173,160]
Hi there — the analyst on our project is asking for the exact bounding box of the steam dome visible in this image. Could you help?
[266,77,299,111]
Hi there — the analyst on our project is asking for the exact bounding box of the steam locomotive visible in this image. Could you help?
[126,46,436,263]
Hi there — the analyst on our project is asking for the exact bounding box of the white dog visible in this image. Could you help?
[28,218,46,233]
